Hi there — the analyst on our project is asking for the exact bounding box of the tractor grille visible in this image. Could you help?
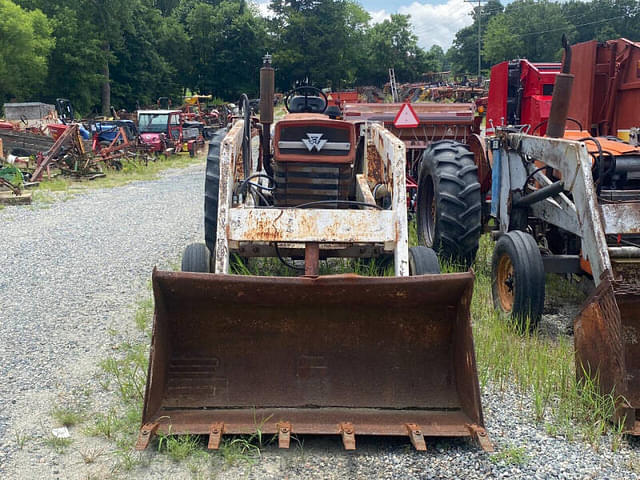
[273,161,353,207]
[277,125,351,157]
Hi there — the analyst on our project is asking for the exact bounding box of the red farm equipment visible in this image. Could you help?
[137,109,203,156]
[343,101,486,266]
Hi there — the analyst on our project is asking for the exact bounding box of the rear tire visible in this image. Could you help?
[416,140,481,268]
[205,130,226,255]
[491,231,545,331]
[181,243,211,273]
[408,246,441,275]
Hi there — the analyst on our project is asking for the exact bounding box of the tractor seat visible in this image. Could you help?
[289,96,326,113]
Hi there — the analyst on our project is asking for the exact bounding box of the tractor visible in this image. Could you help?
[136,55,490,453]
[482,36,640,435]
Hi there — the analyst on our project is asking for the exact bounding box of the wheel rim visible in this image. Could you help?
[422,176,436,246]
[496,253,515,312]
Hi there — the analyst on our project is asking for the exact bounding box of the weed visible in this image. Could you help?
[491,443,529,465]
[45,435,73,454]
[134,296,153,332]
[85,410,118,439]
[14,430,30,449]
[157,433,203,462]
[219,436,261,466]
[113,448,142,472]
[78,447,104,464]
[52,405,85,427]
[472,233,625,449]
[98,342,147,403]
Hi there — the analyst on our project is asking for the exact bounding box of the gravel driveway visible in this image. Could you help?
[0,164,638,479]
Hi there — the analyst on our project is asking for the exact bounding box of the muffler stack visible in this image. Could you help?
[137,270,491,451]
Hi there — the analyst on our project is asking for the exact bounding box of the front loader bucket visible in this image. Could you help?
[575,271,640,435]
[137,270,490,451]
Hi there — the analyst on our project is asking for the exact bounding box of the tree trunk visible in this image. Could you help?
[101,42,111,117]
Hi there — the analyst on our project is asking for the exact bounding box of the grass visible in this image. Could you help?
[490,443,529,465]
[78,447,105,464]
[157,433,203,462]
[98,342,147,403]
[471,234,627,450]
[14,430,30,449]
[52,405,85,427]
[44,435,73,454]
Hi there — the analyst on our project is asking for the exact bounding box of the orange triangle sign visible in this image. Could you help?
[393,103,420,128]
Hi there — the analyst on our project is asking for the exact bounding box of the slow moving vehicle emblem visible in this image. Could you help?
[302,133,327,152]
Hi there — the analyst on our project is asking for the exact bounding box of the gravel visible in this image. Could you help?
[0,164,639,479]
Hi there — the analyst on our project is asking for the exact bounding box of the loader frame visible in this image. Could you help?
[214,119,410,275]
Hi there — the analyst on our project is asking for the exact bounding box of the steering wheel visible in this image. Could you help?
[284,86,328,114]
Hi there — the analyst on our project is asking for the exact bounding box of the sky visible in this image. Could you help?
[255,0,476,51]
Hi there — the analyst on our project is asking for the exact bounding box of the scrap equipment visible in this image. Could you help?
[485,36,640,435]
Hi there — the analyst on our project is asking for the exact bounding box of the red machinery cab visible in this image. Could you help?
[486,60,560,135]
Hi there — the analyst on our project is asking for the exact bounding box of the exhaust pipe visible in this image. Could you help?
[547,35,574,138]
[260,53,275,175]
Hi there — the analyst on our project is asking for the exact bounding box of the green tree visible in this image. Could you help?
[482,1,575,64]
[362,14,433,85]
[448,0,502,75]
[0,0,54,103]
[482,13,523,64]
[427,45,446,72]
[269,0,370,91]
[110,2,189,110]
[186,1,267,99]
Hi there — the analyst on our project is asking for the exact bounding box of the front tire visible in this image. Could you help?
[416,140,481,268]
[205,130,226,255]
[181,243,210,272]
[408,246,441,275]
[491,231,545,331]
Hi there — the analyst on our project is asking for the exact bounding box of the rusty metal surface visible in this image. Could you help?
[547,73,574,138]
[568,38,640,135]
[215,122,409,276]
[366,143,384,185]
[227,208,396,244]
[141,270,485,446]
[574,267,640,434]
[344,102,474,123]
[370,123,409,276]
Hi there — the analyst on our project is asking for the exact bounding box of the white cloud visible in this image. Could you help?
[369,9,390,24]
[253,0,473,50]
[369,0,474,50]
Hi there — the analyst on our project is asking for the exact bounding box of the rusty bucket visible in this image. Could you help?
[137,270,490,451]
[575,269,640,435]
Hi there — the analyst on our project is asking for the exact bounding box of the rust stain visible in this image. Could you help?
[367,144,384,184]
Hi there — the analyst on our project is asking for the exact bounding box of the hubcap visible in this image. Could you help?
[496,254,515,312]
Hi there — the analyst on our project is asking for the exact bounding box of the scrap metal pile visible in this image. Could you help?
[0,97,230,200]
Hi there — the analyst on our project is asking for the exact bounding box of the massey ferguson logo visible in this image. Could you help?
[301,133,327,152]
